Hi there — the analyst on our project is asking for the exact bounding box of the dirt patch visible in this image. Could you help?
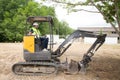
[0,42,120,80]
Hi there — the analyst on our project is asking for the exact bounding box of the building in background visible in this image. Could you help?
[78,27,119,44]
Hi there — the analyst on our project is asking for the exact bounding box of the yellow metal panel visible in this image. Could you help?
[23,36,35,53]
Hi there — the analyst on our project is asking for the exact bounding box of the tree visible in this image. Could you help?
[89,0,120,39]
[0,0,28,41]
[44,0,120,40]
[0,0,33,42]
[58,21,73,38]
[0,0,73,42]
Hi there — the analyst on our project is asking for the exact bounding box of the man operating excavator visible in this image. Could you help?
[28,22,48,50]
[28,22,41,38]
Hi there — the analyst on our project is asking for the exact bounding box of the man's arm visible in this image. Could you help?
[28,28,34,35]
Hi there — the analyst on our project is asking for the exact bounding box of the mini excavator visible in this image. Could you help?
[12,16,107,75]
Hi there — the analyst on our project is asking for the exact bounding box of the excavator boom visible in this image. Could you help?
[52,30,106,58]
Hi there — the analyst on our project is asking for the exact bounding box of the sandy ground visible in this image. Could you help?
[0,42,120,80]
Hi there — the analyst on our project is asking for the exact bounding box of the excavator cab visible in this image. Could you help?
[24,16,54,61]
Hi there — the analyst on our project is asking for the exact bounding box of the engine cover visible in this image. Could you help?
[24,50,51,61]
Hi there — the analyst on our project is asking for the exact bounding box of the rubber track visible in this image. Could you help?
[12,61,58,76]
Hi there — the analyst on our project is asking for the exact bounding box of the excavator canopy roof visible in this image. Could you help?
[27,16,53,25]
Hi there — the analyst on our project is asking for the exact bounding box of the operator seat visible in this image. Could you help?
[35,37,49,51]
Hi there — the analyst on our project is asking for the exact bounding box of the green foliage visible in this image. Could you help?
[94,0,117,23]
[0,0,73,42]
[58,21,73,38]
[90,0,120,37]
[49,0,120,37]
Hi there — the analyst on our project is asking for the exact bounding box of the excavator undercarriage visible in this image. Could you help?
[12,16,107,75]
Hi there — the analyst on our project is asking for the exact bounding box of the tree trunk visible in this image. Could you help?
[90,0,120,43]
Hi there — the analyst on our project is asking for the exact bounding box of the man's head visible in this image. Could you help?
[33,22,39,28]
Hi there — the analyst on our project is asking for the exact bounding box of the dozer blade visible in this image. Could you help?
[12,62,58,76]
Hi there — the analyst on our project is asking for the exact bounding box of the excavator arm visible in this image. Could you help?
[52,30,106,74]
[79,33,106,72]
[52,30,106,58]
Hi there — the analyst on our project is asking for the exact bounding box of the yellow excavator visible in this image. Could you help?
[12,16,107,75]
